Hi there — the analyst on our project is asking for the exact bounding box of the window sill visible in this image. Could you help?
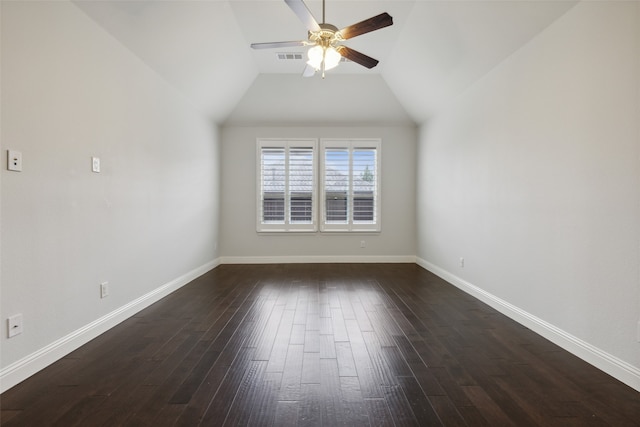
[257,230,318,235]
[256,230,381,235]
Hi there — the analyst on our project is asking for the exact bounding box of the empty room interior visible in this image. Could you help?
[1,0,639,425]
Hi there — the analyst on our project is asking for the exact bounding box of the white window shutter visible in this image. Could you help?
[320,139,381,232]
[257,139,317,232]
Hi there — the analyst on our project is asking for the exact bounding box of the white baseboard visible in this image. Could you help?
[416,257,640,392]
[220,255,416,264]
[0,258,221,393]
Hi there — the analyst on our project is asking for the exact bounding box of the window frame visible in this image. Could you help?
[320,138,381,233]
[256,138,318,233]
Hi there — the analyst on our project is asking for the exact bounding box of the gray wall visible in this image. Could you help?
[1,1,221,388]
[220,125,417,262]
[416,1,640,387]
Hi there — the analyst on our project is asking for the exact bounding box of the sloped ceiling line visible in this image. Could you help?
[74,0,578,125]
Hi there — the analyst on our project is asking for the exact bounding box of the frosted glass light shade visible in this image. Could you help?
[324,47,341,70]
[307,45,323,70]
[307,45,341,71]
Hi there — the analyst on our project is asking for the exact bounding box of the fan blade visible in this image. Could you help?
[336,46,379,69]
[285,0,321,32]
[302,64,316,77]
[251,40,307,49]
[338,12,393,40]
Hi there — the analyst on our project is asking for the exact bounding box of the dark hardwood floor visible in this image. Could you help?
[2,263,639,426]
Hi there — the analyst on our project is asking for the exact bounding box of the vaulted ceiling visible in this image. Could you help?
[73,0,578,125]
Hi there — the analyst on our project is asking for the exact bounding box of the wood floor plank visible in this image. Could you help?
[0,357,80,409]
[318,333,336,359]
[222,360,268,426]
[396,375,443,426]
[361,331,400,389]
[246,371,282,426]
[382,383,420,427]
[242,297,277,350]
[51,395,107,427]
[393,334,445,396]
[290,323,306,345]
[330,307,349,343]
[335,342,358,377]
[301,351,321,385]
[339,376,369,426]
[304,328,320,354]
[253,304,286,361]
[274,400,299,426]
[318,357,342,425]
[279,344,305,400]
[196,347,257,425]
[168,288,257,404]
[352,299,374,332]
[426,394,468,427]
[380,346,413,378]
[298,383,321,426]
[1,385,89,426]
[365,305,403,347]
[345,319,383,398]
[0,410,21,424]
[2,263,639,426]
[463,384,517,426]
[266,309,296,373]
[363,398,394,427]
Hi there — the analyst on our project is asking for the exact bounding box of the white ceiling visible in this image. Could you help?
[73,0,578,125]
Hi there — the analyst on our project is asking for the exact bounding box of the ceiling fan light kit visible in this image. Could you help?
[307,45,340,71]
[250,0,393,78]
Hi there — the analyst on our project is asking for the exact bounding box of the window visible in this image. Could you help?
[257,139,317,232]
[257,138,380,233]
[321,139,381,232]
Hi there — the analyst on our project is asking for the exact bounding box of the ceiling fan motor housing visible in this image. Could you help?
[309,23,342,47]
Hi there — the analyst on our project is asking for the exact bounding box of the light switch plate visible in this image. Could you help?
[7,150,22,172]
[92,157,100,173]
[100,282,109,298]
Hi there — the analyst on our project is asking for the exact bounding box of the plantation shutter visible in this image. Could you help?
[289,148,314,223]
[352,148,377,223]
[324,149,349,223]
[320,139,381,232]
[260,147,285,223]
[257,139,317,232]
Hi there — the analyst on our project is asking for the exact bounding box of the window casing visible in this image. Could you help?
[320,139,381,232]
[257,138,381,233]
[257,139,317,232]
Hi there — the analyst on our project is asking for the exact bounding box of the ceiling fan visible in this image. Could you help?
[250,0,393,78]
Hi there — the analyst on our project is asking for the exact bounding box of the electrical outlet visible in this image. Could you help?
[100,282,109,299]
[8,314,23,338]
[637,320,640,343]
[360,240,366,248]
[459,257,465,268]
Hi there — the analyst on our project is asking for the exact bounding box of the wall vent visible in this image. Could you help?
[277,52,303,61]
[275,52,351,62]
